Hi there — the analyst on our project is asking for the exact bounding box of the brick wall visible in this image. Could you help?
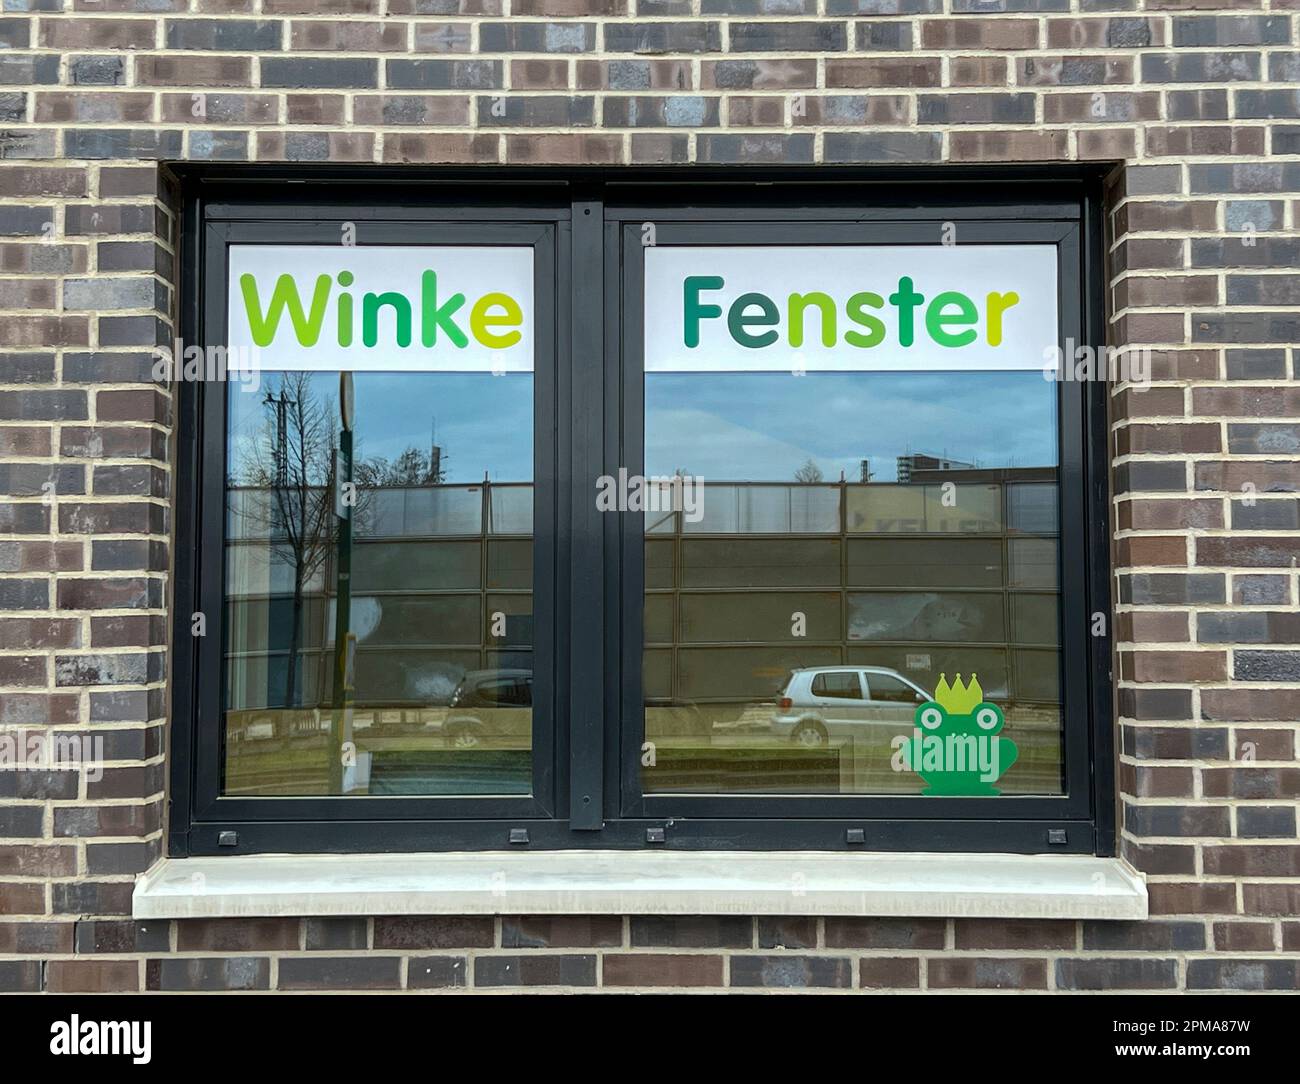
[1,0,1298,993]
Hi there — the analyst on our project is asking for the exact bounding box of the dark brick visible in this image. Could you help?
[502,915,622,948]
[1237,806,1297,838]
[176,918,300,952]
[386,59,501,90]
[1171,16,1290,48]
[304,917,368,950]
[859,956,920,988]
[261,58,378,89]
[730,955,851,988]
[165,18,283,51]
[825,917,944,950]
[602,953,723,987]
[1141,52,1261,83]
[1187,958,1300,991]
[74,920,169,954]
[631,916,751,948]
[929,958,1048,990]
[474,954,597,987]
[45,959,140,992]
[0,961,42,991]
[479,22,595,51]
[147,958,271,991]
[1057,958,1179,990]
[1082,920,1206,952]
[409,955,467,988]
[278,957,401,990]
[373,916,493,949]
[697,133,813,163]
[756,916,817,949]
[64,129,183,159]
[824,132,941,161]
[953,919,1075,950]
[729,21,845,51]
[603,22,722,54]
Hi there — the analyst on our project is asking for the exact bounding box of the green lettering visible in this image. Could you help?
[362,291,413,348]
[986,291,1019,347]
[421,270,468,348]
[684,275,725,348]
[925,291,978,348]
[785,291,837,345]
[888,276,925,349]
[337,271,353,347]
[787,292,836,348]
[470,292,523,348]
[727,292,779,349]
[844,292,885,348]
[240,273,331,348]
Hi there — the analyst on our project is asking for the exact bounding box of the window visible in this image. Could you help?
[172,169,1113,857]
[866,674,923,705]
[811,673,864,700]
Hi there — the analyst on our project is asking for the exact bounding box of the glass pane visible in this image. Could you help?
[642,368,1062,797]
[847,592,1005,643]
[1008,482,1058,534]
[223,370,533,796]
[1008,537,1058,589]
[846,483,1002,534]
[847,538,1002,589]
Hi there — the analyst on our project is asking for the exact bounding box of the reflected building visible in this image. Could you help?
[642,468,1064,797]
[896,451,976,483]
[223,479,534,796]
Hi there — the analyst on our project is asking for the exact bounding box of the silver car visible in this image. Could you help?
[771,666,931,748]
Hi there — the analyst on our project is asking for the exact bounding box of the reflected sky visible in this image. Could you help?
[226,369,1056,488]
[647,371,1058,482]
[228,372,534,484]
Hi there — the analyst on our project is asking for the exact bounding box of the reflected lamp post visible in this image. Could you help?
[262,387,293,711]
[329,373,356,794]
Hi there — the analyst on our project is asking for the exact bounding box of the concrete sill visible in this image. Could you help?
[133,851,1147,921]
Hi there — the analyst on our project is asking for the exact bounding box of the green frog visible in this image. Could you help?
[893,673,1019,796]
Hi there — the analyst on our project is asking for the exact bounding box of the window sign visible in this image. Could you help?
[644,245,1058,373]
[227,245,534,373]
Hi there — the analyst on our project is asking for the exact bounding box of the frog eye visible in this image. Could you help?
[919,707,943,730]
[975,707,999,731]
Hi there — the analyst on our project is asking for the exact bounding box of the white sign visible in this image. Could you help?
[644,245,1059,373]
[227,245,534,372]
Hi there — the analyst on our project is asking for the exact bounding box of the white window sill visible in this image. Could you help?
[133,850,1147,921]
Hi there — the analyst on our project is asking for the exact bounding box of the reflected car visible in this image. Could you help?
[443,668,532,749]
[771,666,931,748]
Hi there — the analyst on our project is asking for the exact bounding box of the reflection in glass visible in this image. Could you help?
[223,370,533,796]
[642,371,1063,796]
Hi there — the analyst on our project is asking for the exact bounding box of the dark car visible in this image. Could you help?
[443,668,532,749]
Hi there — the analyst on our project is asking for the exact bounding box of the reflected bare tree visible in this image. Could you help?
[794,458,825,483]
[232,372,337,707]
[354,445,446,487]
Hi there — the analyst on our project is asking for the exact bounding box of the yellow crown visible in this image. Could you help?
[932,673,983,715]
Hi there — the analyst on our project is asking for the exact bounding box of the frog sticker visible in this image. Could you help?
[891,673,1018,796]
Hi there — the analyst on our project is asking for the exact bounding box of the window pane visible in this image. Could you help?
[223,370,533,796]
[864,673,922,704]
[642,369,1063,797]
[811,671,862,699]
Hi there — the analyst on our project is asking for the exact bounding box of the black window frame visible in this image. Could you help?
[170,166,1114,858]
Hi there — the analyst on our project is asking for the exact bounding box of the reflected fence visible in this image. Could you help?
[220,472,1064,795]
